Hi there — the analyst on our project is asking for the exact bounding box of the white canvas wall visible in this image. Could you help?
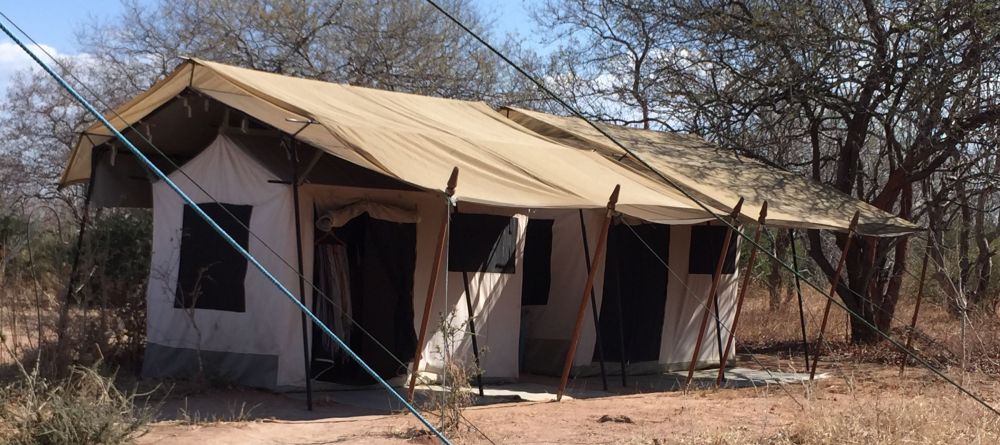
[145,135,307,388]
[659,226,739,369]
[519,209,608,374]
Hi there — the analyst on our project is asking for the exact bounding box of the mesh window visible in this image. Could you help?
[689,225,738,274]
[174,203,252,312]
[521,219,554,305]
[448,213,518,274]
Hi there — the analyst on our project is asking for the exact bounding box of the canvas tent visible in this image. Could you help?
[65,59,916,390]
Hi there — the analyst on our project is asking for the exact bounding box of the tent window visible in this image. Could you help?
[688,226,738,275]
[174,203,252,312]
[448,213,518,274]
[521,219,554,306]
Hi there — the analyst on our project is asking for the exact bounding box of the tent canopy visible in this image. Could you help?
[63,59,721,224]
[503,107,918,236]
[63,58,915,234]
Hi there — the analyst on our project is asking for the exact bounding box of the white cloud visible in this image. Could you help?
[1,42,48,93]
[0,41,77,95]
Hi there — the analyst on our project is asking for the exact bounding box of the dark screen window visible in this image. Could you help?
[521,219,554,305]
[174,203,252,312]
[689,225,738,275]
[448,213,518,274]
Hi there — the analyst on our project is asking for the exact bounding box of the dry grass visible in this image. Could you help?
[737,285,1000,375]
[0,362,154,445]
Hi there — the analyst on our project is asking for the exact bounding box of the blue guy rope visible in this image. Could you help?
[0,18,452,445]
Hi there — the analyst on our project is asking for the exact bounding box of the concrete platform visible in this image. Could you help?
[284,367,827,413]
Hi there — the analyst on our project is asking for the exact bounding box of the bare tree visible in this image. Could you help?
[537,0,1000,342]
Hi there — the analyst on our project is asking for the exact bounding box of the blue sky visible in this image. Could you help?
[0,0,546,93]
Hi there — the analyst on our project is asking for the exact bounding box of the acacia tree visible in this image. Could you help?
[538,0,1000,342]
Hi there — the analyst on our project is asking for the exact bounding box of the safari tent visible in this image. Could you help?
[62,59,916,391]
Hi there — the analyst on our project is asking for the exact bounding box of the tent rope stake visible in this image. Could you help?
[717,202,768,385]
[686,198,743,386]
[900,244,931,376]
[0,21,453,445]
[557,185,620,402]
[408,167,459,402]
[810,211,861,381]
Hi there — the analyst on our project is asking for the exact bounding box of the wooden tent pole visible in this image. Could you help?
[577,209,609,391]
[407,167,459,402]
[899,243,931,376]
[809,211,861,381]
[461,271,485,396]
[556,185,620,402]
[716,202,767,386]
[685,198,744,387]
[289,141,314,411]
[789,229,812,370]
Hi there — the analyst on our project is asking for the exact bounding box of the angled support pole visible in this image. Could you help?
[809,211,861,381]
[578,209,609,391]
[556,185,620,402]
[685,198,744,387]
[408,167,459,401]
[789,229,811,370]
[716,202,767,385]
[899,243,931,376]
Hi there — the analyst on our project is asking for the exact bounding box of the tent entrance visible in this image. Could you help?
[594,223,670,365]
[311,213,418,385]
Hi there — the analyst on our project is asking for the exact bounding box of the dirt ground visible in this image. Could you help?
[136,356,1000,445]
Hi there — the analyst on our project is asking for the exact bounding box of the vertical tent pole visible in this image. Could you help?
[613,226,628,387]
[899,243,931,376]
[577,209,609,391]
[408,167,460,401]
[789,229,811,370]
[289,140,313,411]
[716,202,767,385]
[556,185,620,402]
[809,211,861,381]
[461,271,485,396]
[685,198,743,387]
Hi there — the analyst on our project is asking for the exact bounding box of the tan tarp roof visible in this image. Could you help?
[503,107,918,236]
[63,59,722,223]
[63,59,914,234]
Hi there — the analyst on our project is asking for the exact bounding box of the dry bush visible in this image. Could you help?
[0,362,154,445]
[424,312,478,436]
